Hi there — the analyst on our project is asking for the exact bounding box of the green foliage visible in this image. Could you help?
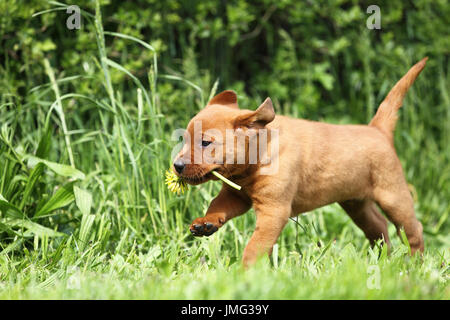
[0,239,448,299]
[0,0,448,298]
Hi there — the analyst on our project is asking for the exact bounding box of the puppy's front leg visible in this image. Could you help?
[242,204,289,268]
[190,185,251,237]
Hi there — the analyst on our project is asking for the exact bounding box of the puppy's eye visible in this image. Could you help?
[201,140,212,147]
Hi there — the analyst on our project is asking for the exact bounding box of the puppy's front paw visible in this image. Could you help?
[189,216,223,237]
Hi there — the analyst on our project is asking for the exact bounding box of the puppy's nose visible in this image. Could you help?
[173,159,185,174]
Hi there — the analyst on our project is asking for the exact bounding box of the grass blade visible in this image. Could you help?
[27,156,85,180]
[34,182,75,218]
[74,186,92,216]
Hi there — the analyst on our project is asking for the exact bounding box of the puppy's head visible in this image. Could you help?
[173,90,275,185]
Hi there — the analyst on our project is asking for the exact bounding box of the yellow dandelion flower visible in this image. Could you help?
[165,170,188,194]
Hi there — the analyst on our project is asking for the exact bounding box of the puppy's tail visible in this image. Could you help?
[369,57,428,142]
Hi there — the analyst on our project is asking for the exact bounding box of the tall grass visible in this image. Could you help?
[0,1,448,299]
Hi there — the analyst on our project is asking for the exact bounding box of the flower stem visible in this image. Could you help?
[212,171,242,190]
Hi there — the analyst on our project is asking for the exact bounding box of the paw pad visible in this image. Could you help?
[190,221,219,237]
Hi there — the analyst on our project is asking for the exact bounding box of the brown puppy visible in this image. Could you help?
[173,58,427,267]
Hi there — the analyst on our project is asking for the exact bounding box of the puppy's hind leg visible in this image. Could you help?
[373,184,424,255]
[340,199,390,248]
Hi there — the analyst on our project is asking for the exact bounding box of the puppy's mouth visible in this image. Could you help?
[181,171,215,185]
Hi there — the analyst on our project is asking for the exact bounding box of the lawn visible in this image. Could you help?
[0,1,448,299]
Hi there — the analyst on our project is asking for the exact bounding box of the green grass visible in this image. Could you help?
[0,1,448,299]
[0,239,448,299]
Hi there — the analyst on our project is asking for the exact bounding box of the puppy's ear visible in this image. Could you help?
[207,90,238,109]
[235,98,275,129]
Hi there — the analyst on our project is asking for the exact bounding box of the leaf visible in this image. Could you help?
[103,31,155,52]
[317,73,334,91]
[35,39,56,52]
[19,162,45,210]
[7,219,64,237]
[74,186,92,216]
[0,239,24,256]
[399,228,411,255]
[79,214,96,250]
[36,125,52,158]
[34,182,75,218]
[0,218,64,237]
[313,62,334,90]
[0,194,23,218]
[27,156,85,180]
